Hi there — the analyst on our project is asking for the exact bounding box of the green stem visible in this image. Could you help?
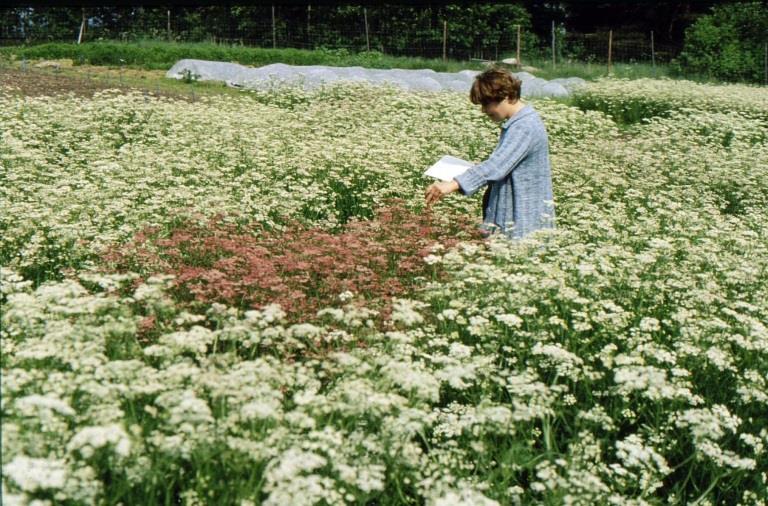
[690,473,723,506]
[542,413,553,454]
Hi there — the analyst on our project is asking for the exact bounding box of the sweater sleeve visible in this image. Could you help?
[454,126,532,197]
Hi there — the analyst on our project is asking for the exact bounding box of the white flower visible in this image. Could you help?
[577,263,596,276]
[638,317,661,333]
[289,323,323,339]
[613,365,689,401]
[15,394,75,417]
[495,313,523,328]
[241,399,281,420]
[449,342,473,359]
[429,489,500,506]
[3,456,68,491]
[317,307,344,321]
[390,298,426,327]
[439,309,460,321]
[381,360,440,402]
[133,282,168,302]
[265,448,327,483]
[436,362,478,390]
[67,424,132,458]
[159,325,215,355]
[0,268,33,295]
[336,463,386,493]
[676,405,741,442]
[244,304,287,328]
[261,304,287,324]
[468,315,490,336]
[614,434,671,491]
[532,343,584,378]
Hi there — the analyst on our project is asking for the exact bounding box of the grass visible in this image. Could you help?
[0,39,701,82]
[518,56,668,81]
[0,40,487,73]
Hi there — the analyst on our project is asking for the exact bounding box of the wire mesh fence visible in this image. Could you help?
[1,5,688,67]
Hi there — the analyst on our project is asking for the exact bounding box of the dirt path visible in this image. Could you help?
[0,63,205,101]
[0,67,126,98]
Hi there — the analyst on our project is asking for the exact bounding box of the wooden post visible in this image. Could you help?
[650,30,656,76]
[364,8,370,51]
[272,5,277,49]
[77,8,85,44]
[516,24,521,68]
[167,9,171,42]
[443,20,447,61]
[551,20,556,67]
[607,30,613,74]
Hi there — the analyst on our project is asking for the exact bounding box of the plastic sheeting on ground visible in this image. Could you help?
[166,59,587,98]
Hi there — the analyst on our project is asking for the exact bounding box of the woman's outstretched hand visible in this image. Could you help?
[425,180,460,207]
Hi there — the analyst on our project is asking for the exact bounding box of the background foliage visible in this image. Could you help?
[680,1,768,83]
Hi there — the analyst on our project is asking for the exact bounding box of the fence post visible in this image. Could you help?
[516,24,521,68]
[364,8,370,51]
[77,8,85,44]
[272,5,277,49]
[167,9,171,42]
[607,30,613,74]
[551,20,556,67]
[443,20,447,61]
[650,30,656,76]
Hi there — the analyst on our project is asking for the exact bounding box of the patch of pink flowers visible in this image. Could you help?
[103,201,481,321]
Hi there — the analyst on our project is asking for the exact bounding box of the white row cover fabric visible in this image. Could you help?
[166,59,587,98]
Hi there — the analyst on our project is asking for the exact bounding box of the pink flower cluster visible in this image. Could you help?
[103,201,480,321]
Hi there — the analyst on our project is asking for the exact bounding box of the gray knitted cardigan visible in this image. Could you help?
[454,105,556,239]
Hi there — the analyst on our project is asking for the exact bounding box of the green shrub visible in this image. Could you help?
[679,2,768,83]
[0,40,485,72]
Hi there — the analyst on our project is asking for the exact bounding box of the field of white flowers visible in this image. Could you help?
[1,77,767,505]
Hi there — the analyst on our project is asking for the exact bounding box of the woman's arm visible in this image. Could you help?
[454,127,532,196]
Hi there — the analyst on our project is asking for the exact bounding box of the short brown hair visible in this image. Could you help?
[470,68,522,105]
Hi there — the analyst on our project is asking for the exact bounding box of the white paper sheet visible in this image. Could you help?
[423,155,475,182]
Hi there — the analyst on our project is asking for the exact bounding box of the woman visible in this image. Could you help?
[424,68,555,239]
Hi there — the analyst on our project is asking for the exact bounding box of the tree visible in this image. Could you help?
[679,1,768,82]
[443,4,536,60]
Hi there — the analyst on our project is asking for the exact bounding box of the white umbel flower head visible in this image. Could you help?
[3,456,68,492]
[67,424,132,458]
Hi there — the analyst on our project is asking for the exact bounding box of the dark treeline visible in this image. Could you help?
[1,5,539,60]
[0,2,725,59]
[2,1,765,82]
[527,1,723,44]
